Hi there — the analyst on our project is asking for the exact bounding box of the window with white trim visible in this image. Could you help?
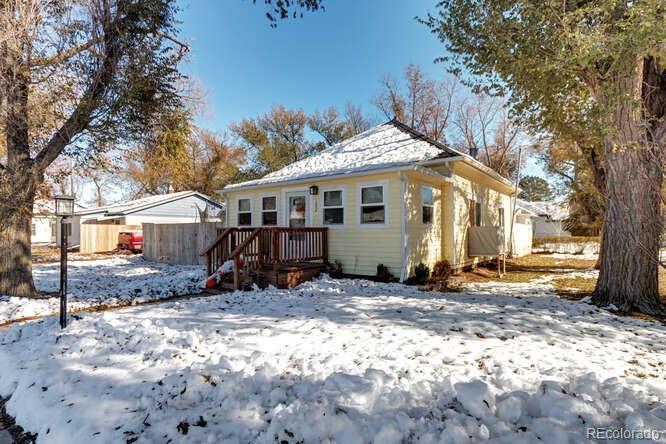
[261,196,277,226]
[322,190,344,225]
[422,186,434,224]
[360,185,386,224]
[237,198,251,226]
[498,207,505,227]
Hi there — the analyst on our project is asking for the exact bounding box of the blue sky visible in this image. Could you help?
[176,0,543,177]
[177,0,447,129]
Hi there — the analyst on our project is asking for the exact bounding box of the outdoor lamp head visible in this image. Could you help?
[55,195,75,217]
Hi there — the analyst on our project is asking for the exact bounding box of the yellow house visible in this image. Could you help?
[221,120,520,281]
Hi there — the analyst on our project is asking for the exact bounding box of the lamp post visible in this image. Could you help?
[55,195,74,328]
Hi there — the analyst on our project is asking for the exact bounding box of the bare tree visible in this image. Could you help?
[373,64,456,143]
[308,101,372,148]
[452,95,524,178]
[343,102,372,137]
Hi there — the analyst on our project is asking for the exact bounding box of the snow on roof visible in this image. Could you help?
[76,191,224,216]
[516,198,569,221]
[223,120,462,191]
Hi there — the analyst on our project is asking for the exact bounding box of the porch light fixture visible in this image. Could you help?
[54,195,75,217]
[309,185,319,195]
[54,195,74,328]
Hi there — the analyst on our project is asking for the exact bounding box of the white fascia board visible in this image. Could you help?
[419,157,518,192]
[411,165,454,182]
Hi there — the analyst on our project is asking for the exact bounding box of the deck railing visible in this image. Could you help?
[201,227,328,289]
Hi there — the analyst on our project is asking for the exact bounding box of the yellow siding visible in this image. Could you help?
[224,172,403,277]
[224,160,514,279]
[403,171,452,277]
[450,162,513,269]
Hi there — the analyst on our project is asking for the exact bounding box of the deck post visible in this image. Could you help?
[233,256,240,290]
[322,229,329,264]
[272,229,279,263]
[258,229,265,267]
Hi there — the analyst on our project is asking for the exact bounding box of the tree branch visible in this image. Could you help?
[31,37,100,67]
[155,31,190,56]
[34,16,121,172]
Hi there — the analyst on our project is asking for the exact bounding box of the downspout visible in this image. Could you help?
[399,172,409,282]
[450,182,457,270]
[508,146,523,257]
[222,192,229,227]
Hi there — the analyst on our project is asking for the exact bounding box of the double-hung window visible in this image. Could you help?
[360,184,386,224]
[237,198,252,226]
[422,186,434,224]
[322,190,344,225]
[498,207,505,227]
[262,196,277,226]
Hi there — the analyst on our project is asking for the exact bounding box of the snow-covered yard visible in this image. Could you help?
[1,276,665,443]
[0,256,204,324]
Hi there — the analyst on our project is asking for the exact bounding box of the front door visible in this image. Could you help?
[286,193,309,228]
[284,193,309,259]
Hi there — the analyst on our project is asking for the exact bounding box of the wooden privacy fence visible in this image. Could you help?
[80,224,141,254]
[143,222,223,265]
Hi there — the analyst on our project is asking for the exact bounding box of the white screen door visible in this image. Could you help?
[284,193,309,259]
[286,193,309,227]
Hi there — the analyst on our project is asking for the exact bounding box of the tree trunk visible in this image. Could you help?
[594,226,603,270]
[592,139,663,314]
[0,171,39,297]
[592,134,664,315]
[0,48,40,297]
[591,58,666,315]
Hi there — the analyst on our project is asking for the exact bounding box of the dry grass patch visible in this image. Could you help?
[509,253,597,271]
[463,254,666,323]
[455,254,597,287]
[553,276,597,300]
[32,246,121,263]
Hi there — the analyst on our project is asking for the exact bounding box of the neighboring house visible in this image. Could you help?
[72,191,225,248]
[77,190,225,225]
[32,199,86,245]
[31,200,57,244]
[221,119,527,281]
[516,198,571,238]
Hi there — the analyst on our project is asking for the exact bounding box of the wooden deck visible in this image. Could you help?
[201,227,329,290]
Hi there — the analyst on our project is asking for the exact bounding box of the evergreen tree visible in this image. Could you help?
[518,176,554,202]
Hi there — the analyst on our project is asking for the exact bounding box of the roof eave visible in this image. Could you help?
[220,162,454,193]
[75,192,225,216]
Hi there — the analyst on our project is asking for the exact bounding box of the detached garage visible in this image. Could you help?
[76,191,224,253]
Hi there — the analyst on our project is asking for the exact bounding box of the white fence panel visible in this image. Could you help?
[511,223,533,257]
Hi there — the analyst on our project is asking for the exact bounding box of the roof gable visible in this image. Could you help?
[76,191,224,216]
[516,199,569,221]
[224,120,460,191]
